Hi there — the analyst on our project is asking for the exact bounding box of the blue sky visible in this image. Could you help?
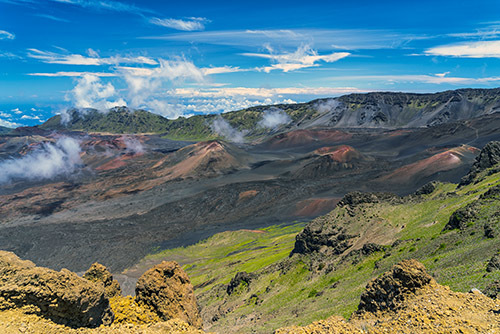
[1,0,500,127]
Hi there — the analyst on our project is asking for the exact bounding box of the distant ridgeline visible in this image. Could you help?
[0,126,13,134]
[39,88,500,139]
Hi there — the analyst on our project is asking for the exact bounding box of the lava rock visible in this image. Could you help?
[356,259,434,314]
[484,280,500,299]
[443,203,478,231]
[83,262,122,298]
[227,272,254,295]
[414,181,438,196]
[0,251,113,328]
[291,222,356,256]
[135,261,202,328]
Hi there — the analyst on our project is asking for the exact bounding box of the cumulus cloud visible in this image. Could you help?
[242,44,350,72]
[0,137,82,184]
[0,30,15,40]
[67,74,127,110]
[150,17,209,31]
[258,108,291,128]
[425,40,500,58]
[0,118,20,128]
[210,117,246,143]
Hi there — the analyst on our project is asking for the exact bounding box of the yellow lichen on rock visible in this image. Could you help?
[109,295,160,325]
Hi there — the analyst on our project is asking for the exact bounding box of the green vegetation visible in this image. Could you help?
[133,164,500,333]
[0,126,13,134]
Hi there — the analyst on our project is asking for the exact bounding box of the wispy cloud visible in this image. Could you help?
[150,17,209,31]
[243,44,350,72]
[28,71,117,77]
[425,40,500,58]
[27,48,157,65]
[330,74,500,85]
[34,13,70,22]
[50,0,155,15]
[143,28,426,50]
[0,30,15,40]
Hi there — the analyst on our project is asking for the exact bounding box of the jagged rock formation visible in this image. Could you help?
[291,222,357,256]
[135,261,202,328]
[0,251,113,328]
[337,191,400,208]
[487,253,500,272]
[459,141,500,186]
[83,263,122,298]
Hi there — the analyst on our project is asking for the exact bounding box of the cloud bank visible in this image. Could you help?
[425,40,500,58]
[0,137,82,184]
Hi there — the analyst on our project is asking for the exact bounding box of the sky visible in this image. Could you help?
[1,0,500,127]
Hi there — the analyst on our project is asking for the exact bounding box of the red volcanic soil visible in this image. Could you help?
[94,153,143,171]
[238,190,259,201]
[313,145,361,163]
[294,198,340,217]
[265,130,352,149]
[378,145,480,184]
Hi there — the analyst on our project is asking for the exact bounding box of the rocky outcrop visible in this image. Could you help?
[338,191,399,208]
[487,253,500,272]
[135,261,202,328]
[226,272,254,295]
[460,141,500,186]
[0,251,113,328]
[291,222,356,256]
[83,263,122,298]
[414,181,438,195]
[443,202,479,230]
[356,259,433,314]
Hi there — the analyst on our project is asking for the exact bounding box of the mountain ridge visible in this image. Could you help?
[37,87,500,140]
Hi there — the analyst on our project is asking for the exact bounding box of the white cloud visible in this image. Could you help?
[243,45,350,72]
[0,30,15,40]
[27,48,157,65]
[201,66,246,75]
[435,71,450,78]
[11,107,23,114]
[28,71,117,77]
[211,117,246,143]
[150,17,209,31]
[49,0,155,14]
[34,13,70,22]
[20,115,41,120]
[258,108,291,128]
[172,86,366,99]
[0,136,83,184]
[67,74,126,109]
[144,28,425,50]
[331,74,500,85]
[425,40,500,58]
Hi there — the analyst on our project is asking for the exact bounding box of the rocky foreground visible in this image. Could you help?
[0,250,499,333]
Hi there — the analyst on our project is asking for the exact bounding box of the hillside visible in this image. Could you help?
[126,141,500,333]
[0,126,12,134]
[37,88,500,140]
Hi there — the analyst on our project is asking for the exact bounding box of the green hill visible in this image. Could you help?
[130,141,500,333]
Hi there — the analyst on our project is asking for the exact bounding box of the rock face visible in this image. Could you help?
[338,191,399,208]
[460,141,500,186]
[356,259,434,314]
[83,263,122,298]
[487,253,500,272]
[0,251,113,328]
[135,261,202,328]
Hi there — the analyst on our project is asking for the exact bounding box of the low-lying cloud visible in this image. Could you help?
[0,137,82,184]
[314,99,340,113]
[121,135,145,154]
[210,117,246,143]
[258,108,291,128]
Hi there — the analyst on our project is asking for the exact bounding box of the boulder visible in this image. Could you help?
[487,253,500,272]
[356,259,434,314]
[135,261,202,328]
[83,262,122,298]
[460,141,500,186]
[0,251,113,328]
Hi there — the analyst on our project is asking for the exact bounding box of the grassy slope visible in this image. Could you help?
[133,167,500,333]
